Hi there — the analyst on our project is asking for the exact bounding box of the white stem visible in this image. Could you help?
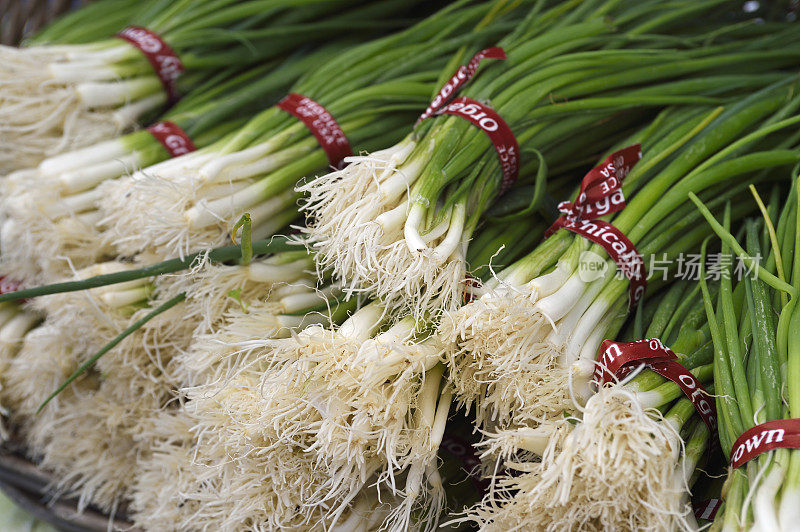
[535,270,587,323]
[431,202,465,264]
[50,187,103,216]
[421,217,450,244]
[48,62,118,83]
[77,77,159,108]
[374,316,417,344]
[375,198,409,234]
[199,138,283,182]
[100,285,150,308]
[0,312,39,344]
[279,291,327,313]
[112,93,166,127]
[58,152,141,193]
[224,144,311,182]
[250,206,298,242]
[39,138,129,175]
[244,189,297,229]
[779,486,800,531]
[246,258,310,283]
[378,153,427,204]
[0,307,20,329]
[403,203,428,253]
[565,294,621,363]
[338,303,385,341]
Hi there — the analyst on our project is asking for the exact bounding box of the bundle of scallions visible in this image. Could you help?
[0,0,418,172]
[459,280,716,530]
[691,173,800,531]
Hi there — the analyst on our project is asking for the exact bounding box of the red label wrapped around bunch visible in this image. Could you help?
[416,47,506,124]
[730,418,800,469]
[146,121,195,158]
[596,338,717,435]
[436,97,519,192]
[278,93,352,170]
[117,26,184,103]
[546,145,646,308]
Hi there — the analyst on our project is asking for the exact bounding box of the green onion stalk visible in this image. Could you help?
[0,0,417,172]
[123,220,534,531]
[299,0,800,318]
[440,80,800,438]
[692,174,800,531]
[461,280,716,531]
[0,48,338,285]
[94,0,526,262]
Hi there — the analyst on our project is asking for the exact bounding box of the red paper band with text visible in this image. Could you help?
[545,145,645,308]
[416,47,506,125]
[550,218,647,307]
[554,144,641,222]
[694,499,721,521]
[277,93,352,170]
[432,97,519,193]
[117,26,184,103]
[596,338,718,435]
[730,418,800,469]
[146,121,195,158]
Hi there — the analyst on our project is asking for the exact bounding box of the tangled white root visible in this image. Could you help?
[300,139,467,316]
[466,386,693,532]
[0,47,122,173]
[440,284,577,429]
[160,320,447,530]
[98,147,298,260]
[24,378,167,514]
[0,305,41,439]
[132,407,404,531]
[0,186,113,284]
[97,152,215,258]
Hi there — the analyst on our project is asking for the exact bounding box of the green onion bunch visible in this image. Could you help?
[692,174,800,531]
[461,280,716,531]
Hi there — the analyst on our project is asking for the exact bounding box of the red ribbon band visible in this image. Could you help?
[117,26,184,103]
[549,218,647,308]
[555,144,641,222]
[432,97,519,193]
[146,121,196,158]
[277,93,352,170]
[545,145,645,308]
[596,338,718,435]
[730,418,800,469]
[416,46,506,125]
